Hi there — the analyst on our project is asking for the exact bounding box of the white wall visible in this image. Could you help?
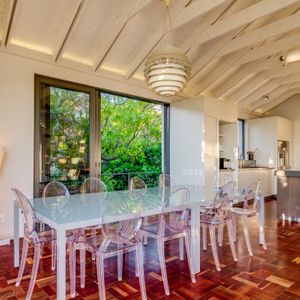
[269,96,299,168]
[0,51,172,240]
[247,117,277,167]
[170,98,205,185]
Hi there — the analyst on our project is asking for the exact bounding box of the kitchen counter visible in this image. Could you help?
[276,170,300,177]
[239,167,275,170]
[277,170,300,222]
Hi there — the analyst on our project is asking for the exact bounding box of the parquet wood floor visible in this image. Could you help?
[1,200,300,299]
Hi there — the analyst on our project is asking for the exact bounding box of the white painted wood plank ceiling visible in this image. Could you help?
[1,0,300,114]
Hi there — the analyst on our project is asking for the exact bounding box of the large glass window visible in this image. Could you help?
[238,119,245,159]
[34,76,169,196]
[100,92,163,191]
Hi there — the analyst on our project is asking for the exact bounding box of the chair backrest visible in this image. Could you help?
[158,174,175,188]
[101,191,143,245]
[129,176,147,195]
[244,180,262,210]
[42,181,70,198]
[213,181,236,207]
[80,177,107,196]
[158,187,190,236]
[12,188,38,240]
[209,181,236,224]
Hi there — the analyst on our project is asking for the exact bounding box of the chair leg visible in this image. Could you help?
[209,225,221,271]
[183,232,196,283]
[257,214,267,250]
[217,223,224,247]
[202,224,207,251]
[96,253,106,300]
[117,250,123,281]
[136,243,147,300]
[91,228,97,261]
[26,244,41,300]
[227,220,238,262]
[51,240,56,271]
[157,240,170,295]
[242,215,253,256]
[143,217,148,246]
[80,247,86,288]
[69,243,76,298]
[232,213,237,242]
[179,237,184,261]
[16,239,29,286]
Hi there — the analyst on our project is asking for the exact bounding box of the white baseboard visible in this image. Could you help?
[0,239,10,246]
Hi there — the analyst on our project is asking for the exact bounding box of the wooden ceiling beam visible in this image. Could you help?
[217,10,300,58]
[124,0,229,80]
[234,31,300,66]
[239,78,285,108]
[0,0,17,47]
[216,56,282,98]
[93,0,152,72]
[259,88,300,113]
[225,68,279,103]
[193,0,300,47]
[250,81,300,111]
[193,48,249,95]
[53,0,87,62]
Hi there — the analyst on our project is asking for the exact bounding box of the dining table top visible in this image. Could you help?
[32,185,216,229]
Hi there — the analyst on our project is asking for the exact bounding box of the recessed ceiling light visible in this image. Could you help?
[263,95,269,101]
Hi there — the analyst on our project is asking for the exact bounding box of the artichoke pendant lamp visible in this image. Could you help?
[144,1,191,97]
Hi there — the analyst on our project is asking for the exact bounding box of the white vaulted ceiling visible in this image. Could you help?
[1,0,300,114]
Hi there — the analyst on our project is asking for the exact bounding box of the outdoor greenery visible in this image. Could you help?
[101,93,162,191]
[47,88,162,192]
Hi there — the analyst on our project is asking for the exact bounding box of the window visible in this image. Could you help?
[34,75,169,196]
[238,119,245,159]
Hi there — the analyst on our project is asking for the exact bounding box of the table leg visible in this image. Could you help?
[14,201,20,268]
[190,206,201,274]
[258,194,266,248]
[56,228,66,300]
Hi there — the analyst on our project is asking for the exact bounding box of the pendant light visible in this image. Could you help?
[144,1,191,97]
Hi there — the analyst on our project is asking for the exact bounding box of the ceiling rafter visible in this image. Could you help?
[217,10,300,58]
[259,88,300,114]
[234,31,300,66]
[0,0,17,47]
[225,68,280,103]
[211,56,284,98]
[192,0,300,47]
[179,0,235,54]
[193,48,249,95]
[93,0,152,72]
[189,0,300,81]
[53,0,87,62]
[124,0,230,80]
[240,77,285,108]
[250,81,300,111]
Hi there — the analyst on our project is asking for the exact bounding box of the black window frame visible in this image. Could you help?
[238,119,246,160]
[34,74,170,196]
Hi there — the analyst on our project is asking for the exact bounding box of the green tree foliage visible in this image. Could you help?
[47,88,162,192]
[101,93,162,191]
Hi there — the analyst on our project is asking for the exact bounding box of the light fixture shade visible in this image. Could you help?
[144,45,191,96]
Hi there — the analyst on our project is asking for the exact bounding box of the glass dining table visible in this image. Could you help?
[13,185,266,300]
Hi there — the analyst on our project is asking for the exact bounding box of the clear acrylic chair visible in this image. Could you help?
[12,188,57,300]
[70,191,147,300]
[201,181,238,271]
[141,187,196,295]
[70,177,107,294]
[129,176,148,245]
[216,181,236,247]
[158,173,186,260]
[230,179,267,256]
[42,181,70,271]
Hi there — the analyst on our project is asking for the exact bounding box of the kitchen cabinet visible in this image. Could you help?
[238,168,275,196]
